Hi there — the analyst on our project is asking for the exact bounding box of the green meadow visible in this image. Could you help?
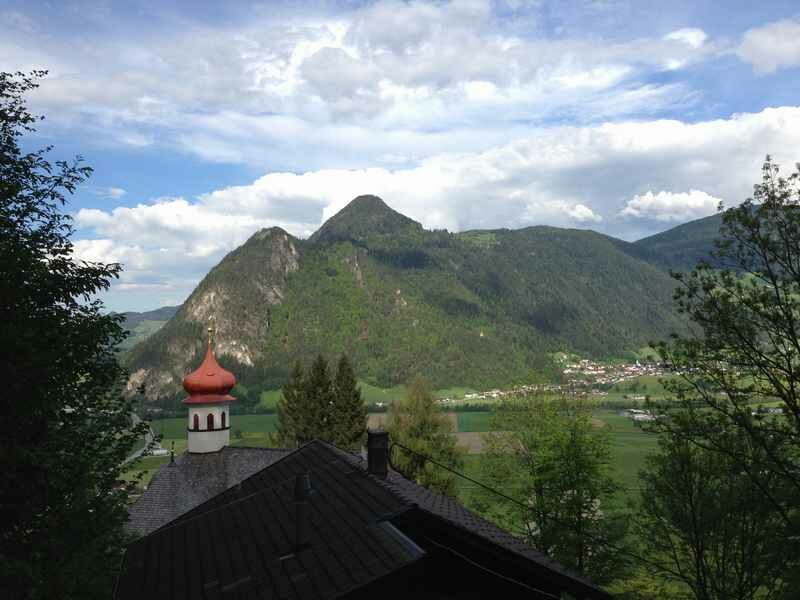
[259,381,479,409]
[130,407,659,500]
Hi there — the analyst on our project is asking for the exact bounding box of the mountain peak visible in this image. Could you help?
[347,194,391,211]
[309,195,421,244]
[251,226,290,240]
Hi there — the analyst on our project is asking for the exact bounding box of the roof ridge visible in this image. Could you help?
[311,441,605,593]
[225,445,296,452]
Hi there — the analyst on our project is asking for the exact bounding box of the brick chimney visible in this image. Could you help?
[367,430,389,479]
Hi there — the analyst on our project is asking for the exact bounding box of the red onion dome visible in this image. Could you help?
[182,342,236,405]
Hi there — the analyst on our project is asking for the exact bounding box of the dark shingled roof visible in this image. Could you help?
[117,442,423,600]
[126,446,292,537]
[118,441,611,600]
[380,467,593,584]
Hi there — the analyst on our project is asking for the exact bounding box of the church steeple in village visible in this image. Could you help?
[182,326,236,453]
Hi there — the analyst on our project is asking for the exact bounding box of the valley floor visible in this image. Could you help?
[125,408,658,501]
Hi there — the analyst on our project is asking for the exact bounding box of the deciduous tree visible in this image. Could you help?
[644,157,800,596]
[470,394,627,585]
[0,71,148,598]
[636,419,787,600]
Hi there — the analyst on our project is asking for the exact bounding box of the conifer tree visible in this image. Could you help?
[302,354,335,442]
[275,360,304,446]
[387,375,464,495]
[331,353,367,450]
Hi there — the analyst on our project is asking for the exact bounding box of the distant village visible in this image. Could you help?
[436,356,666,405]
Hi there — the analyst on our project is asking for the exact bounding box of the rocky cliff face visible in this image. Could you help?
[125,227,300,400]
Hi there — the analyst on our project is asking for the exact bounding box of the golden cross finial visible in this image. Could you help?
[207,319,216,345]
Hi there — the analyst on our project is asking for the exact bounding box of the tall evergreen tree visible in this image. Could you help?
[331,353,367,450]
[275,360,304,446]
[0,71,148,598]
[302,353,335,442]
[386,375,463,495]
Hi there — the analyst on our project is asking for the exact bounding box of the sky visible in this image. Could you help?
[3,0,800,312]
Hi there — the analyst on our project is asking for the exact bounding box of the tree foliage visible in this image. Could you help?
[0,71,148,598]
[636,421,787,600]
[302,354,335,441]
[642,157,800,597]
[386,375,464,496]
[331,353,368,450]
[470,394,627,585]
[275,354,367,448]
[275,360,305,446]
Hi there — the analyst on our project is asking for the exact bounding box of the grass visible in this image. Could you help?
[137,408,659,498]
[121,455,172,487]
[454,409,660,502]
[594,374,675,407]
[259,382,479,409]
[259,389,281,410]
[150,414,279,439]
[456,412,492,432]
[359,381,408,404]
[594,409,660,492]
[455,454,484,504]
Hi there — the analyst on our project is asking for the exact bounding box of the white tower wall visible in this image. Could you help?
[186,404,231,453]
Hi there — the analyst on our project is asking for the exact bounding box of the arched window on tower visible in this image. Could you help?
[207,413,214,430]
[193,414,199,431]
[221,411,226,429]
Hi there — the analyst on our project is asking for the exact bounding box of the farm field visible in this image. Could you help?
[129,408,658,499]
[601,375,671,403]
[452,409,657,492]
[259,381,479,409]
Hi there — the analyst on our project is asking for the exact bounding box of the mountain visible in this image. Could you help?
[121,305,181,329]
[632,212,725,272]
[309,195,422,244]
[125,227,300,399]
[116,305,180,351]
[125,196,686,403]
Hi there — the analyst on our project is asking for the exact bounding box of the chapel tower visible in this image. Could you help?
[182,328,236,453]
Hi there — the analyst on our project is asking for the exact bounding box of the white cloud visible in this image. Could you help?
[568,204,603,222]
[664,28,708,50]
[5,0,720,169]
[6,1,796,312]
[738,18,800,74]
[619,189,721,221]
[106,187,127,200]
[87,186,127,200]
[72,105,800,310]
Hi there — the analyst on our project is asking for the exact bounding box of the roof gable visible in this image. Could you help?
[127,446,292,537]
[117,443,422,600]
[119,441,611,600]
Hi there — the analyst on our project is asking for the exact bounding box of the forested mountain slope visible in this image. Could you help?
[632,212,725,272]
[125,196,685,403]
[117,306,180,351]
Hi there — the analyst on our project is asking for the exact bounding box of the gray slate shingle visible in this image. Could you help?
[126,446,292,537]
